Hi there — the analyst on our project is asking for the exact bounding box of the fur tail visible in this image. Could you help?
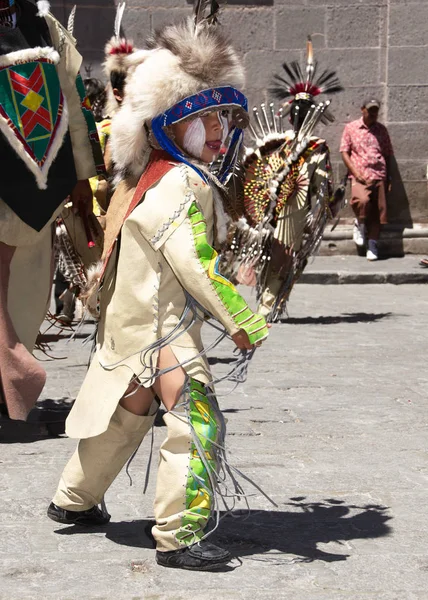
[80,260,103,317]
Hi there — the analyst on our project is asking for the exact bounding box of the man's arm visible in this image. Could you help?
[341,151,359,180]
[341,151,368,185]
[339,124,368,185]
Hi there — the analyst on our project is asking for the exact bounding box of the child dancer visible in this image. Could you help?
[48,4,269,571]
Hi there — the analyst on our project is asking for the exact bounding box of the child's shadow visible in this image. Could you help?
[215,498,392,563]
[54,497,392,563]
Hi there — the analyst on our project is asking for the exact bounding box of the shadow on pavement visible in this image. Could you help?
[216,498,392,563]
[0,402,166,443]
[208,356,236,365]
[54,518,157,550]
[53,497,392,564]
[37,333,90,343]
[0,398,72,442]
[281,312,393,326]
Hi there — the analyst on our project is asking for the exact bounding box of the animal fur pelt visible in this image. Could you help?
[146,17,243,89]
[103,36,135,116]
[80,260,103,317]
[104,37,135,75]
[110,16,245,180]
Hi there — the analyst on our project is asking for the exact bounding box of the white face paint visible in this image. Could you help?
[219,111,230,145]
[182,112,231,159]
[183,117,206,159]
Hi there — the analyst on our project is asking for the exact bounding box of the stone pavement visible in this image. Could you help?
[301,254,428,284]
[1,284,428,599]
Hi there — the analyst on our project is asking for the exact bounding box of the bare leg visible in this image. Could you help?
[119,380,154,415]
[119,346,186,415]
[152,345,186,412]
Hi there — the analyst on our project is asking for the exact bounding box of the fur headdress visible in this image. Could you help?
[102,3,136,116]
[103,36,135,116]
[111,2,246,180]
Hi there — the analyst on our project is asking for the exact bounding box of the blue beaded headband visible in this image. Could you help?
[151,86,248,183]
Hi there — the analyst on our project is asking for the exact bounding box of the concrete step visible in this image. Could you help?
[299,254,428,284]
[319,224,428,256]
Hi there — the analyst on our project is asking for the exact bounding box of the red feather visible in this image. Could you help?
[290,82,321,97]
[108,41,134,56]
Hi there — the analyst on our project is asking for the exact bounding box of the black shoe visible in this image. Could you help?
[156,540,231,571]
[47,502,111,526]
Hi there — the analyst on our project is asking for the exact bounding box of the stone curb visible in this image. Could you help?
[299,271,428,284]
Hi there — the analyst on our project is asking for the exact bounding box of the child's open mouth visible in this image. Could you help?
[205,140,221,152]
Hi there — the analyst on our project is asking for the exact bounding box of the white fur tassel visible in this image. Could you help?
[37,1,50,17]
[211,186,230,244]
[80,260,103,318]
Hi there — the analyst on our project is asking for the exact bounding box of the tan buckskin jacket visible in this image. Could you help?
[67,163,268,439]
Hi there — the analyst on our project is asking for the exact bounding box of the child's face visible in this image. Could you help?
[171,111,227,163]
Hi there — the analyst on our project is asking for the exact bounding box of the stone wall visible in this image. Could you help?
[51,0,428,226]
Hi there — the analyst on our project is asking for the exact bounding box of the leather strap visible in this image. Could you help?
[100,150,177,281]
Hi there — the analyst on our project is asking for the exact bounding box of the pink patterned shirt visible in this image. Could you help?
[340,117,393,181]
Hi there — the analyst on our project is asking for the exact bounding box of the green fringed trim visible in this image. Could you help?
[188,201,268,345]
[176,379,218,545]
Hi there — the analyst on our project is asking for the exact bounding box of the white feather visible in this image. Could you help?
[36,1,50,17]
[67,5,76,36]
[114,2,126,39]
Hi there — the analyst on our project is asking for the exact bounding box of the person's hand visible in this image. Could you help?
[232,325,271,350]
[232,329,253,350]
[70,179,93,217]
[387,180,392,193]
[355,174,368,186]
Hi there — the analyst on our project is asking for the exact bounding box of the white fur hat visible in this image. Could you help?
[111,16,246,179]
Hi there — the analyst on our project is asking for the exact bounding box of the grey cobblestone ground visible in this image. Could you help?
[1,284,428,599]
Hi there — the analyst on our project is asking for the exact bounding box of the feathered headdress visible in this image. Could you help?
[102,3,136,116]
[271,36,343,106]
[111,0,247,181]
[249,35,343,143]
